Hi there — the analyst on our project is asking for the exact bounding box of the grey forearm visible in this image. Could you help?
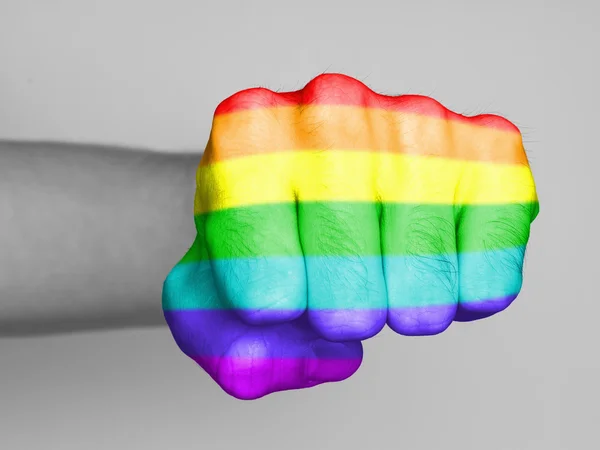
[0,140,199,337]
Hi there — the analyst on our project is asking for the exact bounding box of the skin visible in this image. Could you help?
[0,140,198,335]
[163,73,540,399]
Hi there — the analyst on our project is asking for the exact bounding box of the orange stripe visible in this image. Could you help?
[202,103,528,166]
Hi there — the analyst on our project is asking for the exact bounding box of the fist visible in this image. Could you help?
[162,73,539,399]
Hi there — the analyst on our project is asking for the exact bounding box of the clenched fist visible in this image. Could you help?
[163,73,539,399]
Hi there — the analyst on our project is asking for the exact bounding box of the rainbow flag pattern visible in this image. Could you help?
[162,73,539,400]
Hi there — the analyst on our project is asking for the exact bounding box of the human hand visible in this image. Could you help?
[163,73,539,399]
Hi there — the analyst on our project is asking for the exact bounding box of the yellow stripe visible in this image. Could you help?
[195,151,537,213]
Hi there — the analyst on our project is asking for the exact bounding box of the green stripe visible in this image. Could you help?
[181,201,538,262]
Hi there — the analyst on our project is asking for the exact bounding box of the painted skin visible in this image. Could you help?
[162,73,539,399]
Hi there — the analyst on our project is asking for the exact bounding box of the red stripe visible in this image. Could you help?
[214,73,520,133]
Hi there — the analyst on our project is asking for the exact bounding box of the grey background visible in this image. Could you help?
[0,0,597,449]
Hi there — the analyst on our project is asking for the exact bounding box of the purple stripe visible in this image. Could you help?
[193,356,361,400]
[163,309,363,400]
[163,295,516,398]
[163,309,364,359]
[165,294,519,350]
[454,294,517,322]
[386,295,518,334]
[388,304,457,336]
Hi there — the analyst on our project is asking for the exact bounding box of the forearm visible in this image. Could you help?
[0,140,199,336]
